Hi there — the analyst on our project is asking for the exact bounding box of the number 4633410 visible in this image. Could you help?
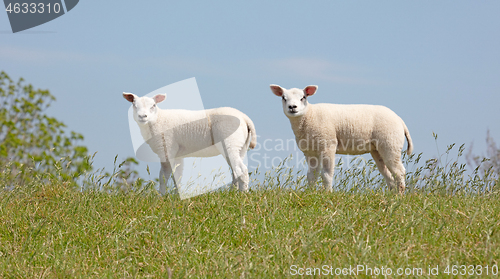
[6,2,62,14]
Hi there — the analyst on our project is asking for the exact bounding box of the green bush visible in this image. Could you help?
[0,71,91,187]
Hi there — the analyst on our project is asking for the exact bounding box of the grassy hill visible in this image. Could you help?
[1,150,499,278]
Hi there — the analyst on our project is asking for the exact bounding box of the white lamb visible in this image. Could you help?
[270,85,413,194]
[123,93,257,195]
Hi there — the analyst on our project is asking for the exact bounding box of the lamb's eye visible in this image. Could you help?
[301,96,306,101]
[282,96,286,101]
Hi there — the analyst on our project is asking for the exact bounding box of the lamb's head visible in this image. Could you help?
[270,84,318,118]
[123,93,166,125]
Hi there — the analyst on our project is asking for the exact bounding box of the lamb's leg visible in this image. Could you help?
[238,144,250,188]
[379,151,406,194]
[227,150,249,192]
[391,161,406,194]
[216,139,249,192]
[221,149,249,192]
[223,157,249,191]
[371,150,396,191]
[236,148,250,192]
[159,162,172,195]
[306,156,321,188]
[234,160,249,192]
[321,153,335,192]
[171,158,184,195]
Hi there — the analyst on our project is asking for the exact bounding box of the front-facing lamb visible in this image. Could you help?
[123,93,256,195]
[270,85,413,194]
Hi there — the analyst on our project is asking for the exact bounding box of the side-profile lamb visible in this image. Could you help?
[123,93,257,195]
[270,85,413,194]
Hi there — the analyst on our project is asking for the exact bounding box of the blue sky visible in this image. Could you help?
[1,1,499,182]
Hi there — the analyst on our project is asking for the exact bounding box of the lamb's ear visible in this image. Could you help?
[270,84,284,97]
[123,92,136,103]
[303,85,318,96]
[153,94,166,104]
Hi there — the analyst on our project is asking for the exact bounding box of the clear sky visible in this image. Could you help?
[1,1,499,182]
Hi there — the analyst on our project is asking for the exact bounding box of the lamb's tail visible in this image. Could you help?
[403,120,413,155]
[243,114,257,149]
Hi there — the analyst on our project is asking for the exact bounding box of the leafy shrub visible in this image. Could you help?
[0,71,91,187]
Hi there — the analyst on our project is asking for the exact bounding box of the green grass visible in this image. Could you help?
[1,145,500,278]
[1,183,499,277]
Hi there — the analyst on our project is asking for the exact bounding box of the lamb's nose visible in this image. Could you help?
[289,105,297,109]
[139,114,147,119]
